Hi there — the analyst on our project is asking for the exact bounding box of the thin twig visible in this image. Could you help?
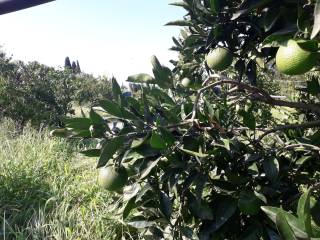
[282,143,320,152]
[256,120,320,141]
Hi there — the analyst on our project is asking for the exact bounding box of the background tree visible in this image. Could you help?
[71,61,77,73]
[64,56,72,69]
[76,60,81,73]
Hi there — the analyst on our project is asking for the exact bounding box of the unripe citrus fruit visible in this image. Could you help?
[276,39,318,75]
[206,47,233,71]
[98,166,128,192]
[181,77,192,88]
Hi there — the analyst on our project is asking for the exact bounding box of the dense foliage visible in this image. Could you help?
[52,0,320,239]
[0,51,113,127]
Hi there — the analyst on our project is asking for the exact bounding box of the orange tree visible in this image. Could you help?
[52,0,320,239]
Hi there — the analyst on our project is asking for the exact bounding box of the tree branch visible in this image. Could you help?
[200,75,320,114]
[283,143,320,152]
[256,120,320,141]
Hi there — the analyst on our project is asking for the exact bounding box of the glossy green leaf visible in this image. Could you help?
[187,193,213,220]
[311,0,320,39]
[179,148,209,158]
[122,197,136,219]
[99,99,137,120]
[297,189,312,237]
[111,77,122,104]
[127,73,155,84]
[210,0,220,15]
[159,191,172,220]
[50,128,69,138]
[276,209,296,240]
[263,7,280,31]
[64,118,91,130]
[89,109,105,125]
[263,157,279,183]
[80,149,101,157]
[97,136,125,168]
[238,191,262,215]
[127,221,155,229]
[165,20,193,27]
[199,198,237,238]
[239,110,256,130]
[150,131,167,149]
[140,157,161,180]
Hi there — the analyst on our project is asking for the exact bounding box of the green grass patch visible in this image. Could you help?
[0,119,126,240]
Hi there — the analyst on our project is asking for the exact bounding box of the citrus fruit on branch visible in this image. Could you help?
[98,166,128,192]
[181,77,192,88]
[275,39,318,75]
[205,47,233,71]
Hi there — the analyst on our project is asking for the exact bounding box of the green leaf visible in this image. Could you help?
[169,1,190,9]
[80,149,101,157]
[297,189,313,237]
[263,7,281,32]
[276,209,297,240]
[179,148,209,158]
[263,157,279,183]
[111,78,122,104]
[131,135,149,149]
[187,193,213,220]
[311,0,320,39]
[99,99,138,120]
[122,197,136,219]
[165,20,193,27]
[159,191,172,220]
[232,0,273,20]
[210,0,220,15]
[151,56,173,88]
[238,191,262,215]
[64,118,91,130]
[150,131,167,149]
[127,221,155,229]
[99,100,122,118]
[50,129,69,138]
[140,157,161,180]
[307,78,320,96]
[89,109,105,125]
[97,136,125,168]
[199,198,237,238]
[123,183,141,201]
[204,98,215,120]
[261,206,309,239]
[262,34,293,48]
[159,128,175,147]
[127,73,155,84]
[150,88,175,105]
[239,110,256,130]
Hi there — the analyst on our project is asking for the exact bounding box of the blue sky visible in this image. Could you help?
[0,1,184,83]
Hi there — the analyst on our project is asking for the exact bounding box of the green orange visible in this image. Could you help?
[98,166,128,192]
[181,77,192,88]
[206,47,233,71]
[276,39,318,75]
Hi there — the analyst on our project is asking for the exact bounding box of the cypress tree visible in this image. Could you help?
[71,61,77,72]
[76,60,81,73]
[64,56,71,69]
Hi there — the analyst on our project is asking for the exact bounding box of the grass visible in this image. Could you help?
[0,119,126,240]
